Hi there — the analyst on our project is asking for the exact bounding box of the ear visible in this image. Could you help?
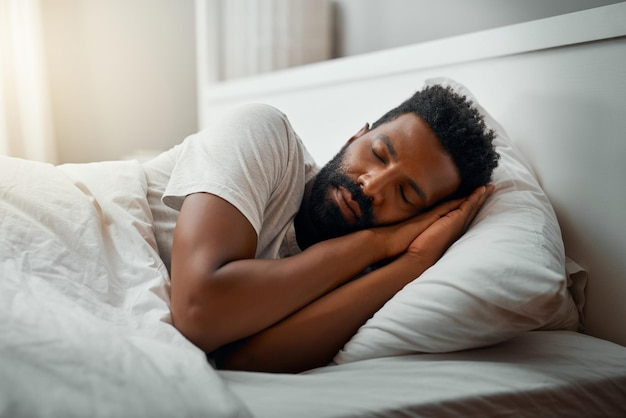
[346,123,370,144]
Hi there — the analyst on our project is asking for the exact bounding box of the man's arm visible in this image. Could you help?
[170,191,466,355]
[213,185,494,373]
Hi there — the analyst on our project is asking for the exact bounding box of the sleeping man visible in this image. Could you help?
[142,85,499,373]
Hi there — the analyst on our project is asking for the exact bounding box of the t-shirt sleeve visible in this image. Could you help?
[162,104,296,236]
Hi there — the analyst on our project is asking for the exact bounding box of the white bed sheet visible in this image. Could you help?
[221,331,626,417]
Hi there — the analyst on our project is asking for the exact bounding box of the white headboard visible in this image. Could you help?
[196,4,626,347]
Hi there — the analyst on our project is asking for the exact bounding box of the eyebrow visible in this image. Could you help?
[377,133,427,202]
[378,133,397,158]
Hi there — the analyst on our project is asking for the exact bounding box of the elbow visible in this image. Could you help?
[213,340,252,371]
[170,270,233,353]
[214,344,283,373]
[213,335,328,374]
[171,299,222,353]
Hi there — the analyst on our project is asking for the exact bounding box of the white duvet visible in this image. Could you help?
[0,156,249,418]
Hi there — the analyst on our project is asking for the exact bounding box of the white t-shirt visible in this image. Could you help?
[143,104,318,272]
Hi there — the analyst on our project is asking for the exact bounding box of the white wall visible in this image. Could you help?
[41,0,197,163]
[38,0,624,163]
[332,0,624,57]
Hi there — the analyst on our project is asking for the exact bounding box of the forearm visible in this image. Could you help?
[213,252,431,373]
[172,228,389,353]
[171,189,476,356]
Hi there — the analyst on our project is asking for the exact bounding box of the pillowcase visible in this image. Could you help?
[333,77,580,364]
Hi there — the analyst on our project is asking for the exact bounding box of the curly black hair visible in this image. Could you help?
[371,84,500,199]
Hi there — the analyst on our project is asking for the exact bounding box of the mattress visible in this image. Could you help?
[221,330,626,417]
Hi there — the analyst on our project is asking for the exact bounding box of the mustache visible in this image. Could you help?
[333,173,374,224]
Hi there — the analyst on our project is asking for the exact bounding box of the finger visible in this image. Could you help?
[441,184,494,216]
[420,196,465,220]
[464,184,494,208]
[457,184,495,229]
[409,184,493,232]
[408,184,496,257]
[442,187,484,231]
[473,184,495,211]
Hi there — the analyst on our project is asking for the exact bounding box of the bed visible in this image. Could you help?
[2,3,626,417]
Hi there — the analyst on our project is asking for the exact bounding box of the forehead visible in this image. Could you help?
[375,113,438,145]
[364,113,460,202]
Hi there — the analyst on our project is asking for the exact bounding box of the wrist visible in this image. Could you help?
[358,228,393,260]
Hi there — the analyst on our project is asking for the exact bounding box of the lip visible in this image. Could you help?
[333,186,361,224]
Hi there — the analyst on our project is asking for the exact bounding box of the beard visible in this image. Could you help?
[307,146,375,241]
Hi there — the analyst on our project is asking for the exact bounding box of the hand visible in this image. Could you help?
[407,184,495,263]
[374,196,467,259]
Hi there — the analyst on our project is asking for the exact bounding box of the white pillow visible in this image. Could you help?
[334,78,580,364]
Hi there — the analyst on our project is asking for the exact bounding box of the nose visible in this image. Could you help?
[358,168,394,205]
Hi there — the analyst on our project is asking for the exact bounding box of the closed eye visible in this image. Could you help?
[371,147,385,163]
[399,185,412,206]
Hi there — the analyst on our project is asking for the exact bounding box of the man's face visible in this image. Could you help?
[308,145,375,239]
[308,113,461,240]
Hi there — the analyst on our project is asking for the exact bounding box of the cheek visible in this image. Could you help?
[339,162,358,180]
[341,146,370,175]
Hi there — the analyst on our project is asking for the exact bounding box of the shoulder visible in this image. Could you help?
[221,103,290,129]
[196,103,295,149]
[227,104,303,157]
